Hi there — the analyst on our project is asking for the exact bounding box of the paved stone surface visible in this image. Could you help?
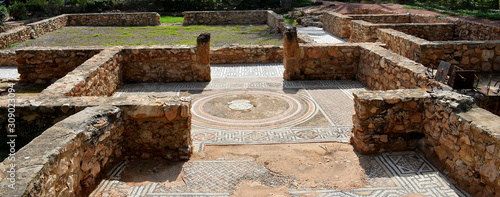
[101,63,469,197]
[91,152,468,197]
[297,27,346,44]
[0,66,20,80]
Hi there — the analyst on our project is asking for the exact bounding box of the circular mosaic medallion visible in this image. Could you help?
[192,90,317,130]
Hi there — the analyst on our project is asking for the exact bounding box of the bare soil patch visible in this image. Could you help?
[302,1,500,27]
[193,143,369,190]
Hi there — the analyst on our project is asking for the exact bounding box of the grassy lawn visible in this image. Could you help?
[161,16,184,24]
[404,2,500,20]
[9,25,283,48]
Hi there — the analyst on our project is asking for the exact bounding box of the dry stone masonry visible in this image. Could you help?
[351,89,500,197]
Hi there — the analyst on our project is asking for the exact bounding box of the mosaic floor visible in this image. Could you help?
[297,27,346,44]
[95,63,469,196]
[91,152,468,197]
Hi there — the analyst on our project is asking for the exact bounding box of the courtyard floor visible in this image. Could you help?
[91,63,469,197]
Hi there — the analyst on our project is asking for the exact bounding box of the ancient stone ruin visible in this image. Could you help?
[0,9,498,196]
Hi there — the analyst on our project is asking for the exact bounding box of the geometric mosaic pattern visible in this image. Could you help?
[100,64,469,196]
[91,152,469,197]
[192,126,353,148]
[211,63,285,78]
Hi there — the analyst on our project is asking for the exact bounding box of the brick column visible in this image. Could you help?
[195,33,211,81]
[283,27,300,80]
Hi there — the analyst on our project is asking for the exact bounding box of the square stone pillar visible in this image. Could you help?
[195,33,211,81]
[283,27,301,80]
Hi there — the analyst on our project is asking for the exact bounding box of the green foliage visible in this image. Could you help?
[8,1,28,20]
[0,6,8,25]
[25,0,48,17]
[404,2,500,20]
[157,0,280,11]
[292,0,315,7]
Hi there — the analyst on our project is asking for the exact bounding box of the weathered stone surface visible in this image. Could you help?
[40,47,122,97]
[378,28,500,72]
[211,45,283,64]
[183,10,267,25]
[351,89,500,197]
[67,12,160,26]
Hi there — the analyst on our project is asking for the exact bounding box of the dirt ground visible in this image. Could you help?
[303,1,500,27]
[117,143,369,196]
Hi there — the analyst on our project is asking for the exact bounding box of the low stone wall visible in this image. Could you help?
[357,44,446,90]
[455,19,500,41]
[344,9,395,15]
[410,13,451,24]
[121,44,210,82]
[0,95,193,196]
[351,89,428,153]
[378,28,500,72]
[351,89,500,196]
[66,12,161,26]
[211,45,283,64]
[122,97,192,160]
[295,43,360,80]
[16,47,103,83]
[0,27,35,49]
[267,11,290,34]
[0,105,124,196]
[350,20,455,42]
[183,10,267,25]
[0,50,16,66]
[283,28,360,80]
[41,47,123,97]
[321,12,410,40]
[321,12,352,39]
[27,15,68,36]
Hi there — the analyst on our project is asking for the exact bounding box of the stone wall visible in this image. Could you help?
[294,43,360,80]
[321,12,353,39]
[351,89,428,153]
[66,12,161,26]
[16,47,103,83]
[357,44,446,90]
[0,50,16,66]
[344,9,395,15]
[322,12,410,39]
[0,95,193,196]
[0,105,124,196]
[455,19,500,41]
[41,47,123,97]
[350,20,455,42]
[378,28,500,72]
[267,10,290,34]
[211,45,283,64]
[283,28,360,80]
[410,14,451,24]
[351,89,500,196]
[121,97,192,160]
[0,27,35,49]
[182,10,267,25]
[27,15,68,36]
[121,46,210,82]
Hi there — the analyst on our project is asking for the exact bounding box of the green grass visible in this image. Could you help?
[12,25,283,48]
[7,42,20,48]
[404,2,500,20]
[160,16,184,24]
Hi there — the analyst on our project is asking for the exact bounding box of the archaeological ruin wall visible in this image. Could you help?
[351,89,500,196]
